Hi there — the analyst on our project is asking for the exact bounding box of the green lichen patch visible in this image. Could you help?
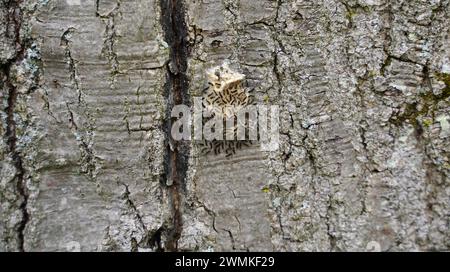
[435,72,450,98]
[389,74,450,133]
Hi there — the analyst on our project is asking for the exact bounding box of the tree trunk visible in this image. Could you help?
[0,0,448,251]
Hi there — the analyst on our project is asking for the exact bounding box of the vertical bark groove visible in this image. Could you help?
[1,0,29,252]
[159,0,190,252]
[7,81,28,253]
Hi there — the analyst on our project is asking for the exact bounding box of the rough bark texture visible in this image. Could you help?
[0,0,449,252]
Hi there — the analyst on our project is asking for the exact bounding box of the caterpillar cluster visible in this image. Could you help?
[199,63,255,157]
[199,140,252,157]
[205,80,249,118]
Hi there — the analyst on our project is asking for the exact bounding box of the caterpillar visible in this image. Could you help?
[198,62,254,157]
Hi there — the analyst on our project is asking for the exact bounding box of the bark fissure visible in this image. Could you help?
[60,28,98,183]
[121,183,147,231]
[60,27,83,103]
[1,0,29,252]
[159,0,190,252]
[3,65,29,252]
[97,0,121,83]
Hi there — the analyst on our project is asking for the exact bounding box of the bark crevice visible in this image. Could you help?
[2,63,29,252]
[1,0,29,252]
[159,0,190,252]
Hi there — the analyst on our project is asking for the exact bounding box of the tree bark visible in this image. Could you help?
[0,0,449,251]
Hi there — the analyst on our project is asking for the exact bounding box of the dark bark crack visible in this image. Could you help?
[97,0,121,83]
[224,229,236,250]
[61,28,98,183]
[159,0,190,252]
[0,0,29,252]
[2,64,29,252]
[60,27,82,103]
[121,183,147,231]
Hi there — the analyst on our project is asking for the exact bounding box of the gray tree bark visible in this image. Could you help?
[0,0,449,251]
